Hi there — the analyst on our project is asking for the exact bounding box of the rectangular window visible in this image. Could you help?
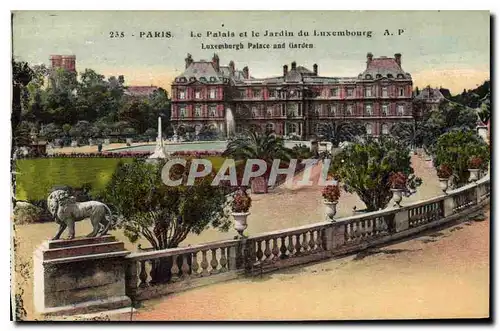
[253,89,261,98]
[209,89,216,99]
[195,89,201,99]
[346,104,353,115]
[382,87,388,97]
[179,90,186,100]
[180,106,186,118]
[209,106,217,117]
[347,88,354,97]
[399,88,405,97]
[365,104,372,116]
[382,104,388,116]
[397,105,405,116]
[331,88,339,97]
[330,105,337,116]
[194,105,202,117]
[365,87,372,97]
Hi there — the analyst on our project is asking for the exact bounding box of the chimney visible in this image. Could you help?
[229,60,235,76]
[243,66,249,79]
[185,53,193,68]
[212,53,220,72]
[283,64,288,76]
[291,61,297,70]
[394,53,402,67]
[313,64,318,75]
[366,52,373,68]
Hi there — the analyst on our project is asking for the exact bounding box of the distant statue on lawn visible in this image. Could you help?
[47,190,114,240]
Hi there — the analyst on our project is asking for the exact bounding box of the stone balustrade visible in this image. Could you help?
[34,174,490,316]
[124,174,490,301]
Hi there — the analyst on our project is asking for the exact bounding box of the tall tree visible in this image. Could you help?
[317,121,366,148]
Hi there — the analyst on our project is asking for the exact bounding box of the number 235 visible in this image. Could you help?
[109,31,125,38]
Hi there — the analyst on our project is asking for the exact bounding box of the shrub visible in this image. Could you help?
[388,172,407,189]
[329,136,422,211]
[322,185,341,202]
[469,156,484,169]
[13,202,45,225]
[231,188,252,213]
[436,164,453,178]
[434,130,490,187]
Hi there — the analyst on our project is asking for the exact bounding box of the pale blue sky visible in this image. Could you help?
[12,11,490,93]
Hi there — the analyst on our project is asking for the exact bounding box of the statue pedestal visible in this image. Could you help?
[33,235,131,317]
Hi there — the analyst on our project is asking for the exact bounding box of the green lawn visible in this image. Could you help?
[15,156,230,202]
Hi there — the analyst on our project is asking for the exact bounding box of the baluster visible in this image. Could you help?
[287,235,295,255]
[201,250,210,277]
[302,232,309,251]
[219,247,228,272]
[171,256,180,282]
[345,223,351,242]
[272,238,280,260]
[280,236,288,258]
[315,229,322,251]
[295,234,302,255]
[181,254,190,279]
[264,239,272,261]
[210,249,219,274]
[308,231,316,250]
[191,252,200,277]
[256,240,264,262]
[139,260,148,287]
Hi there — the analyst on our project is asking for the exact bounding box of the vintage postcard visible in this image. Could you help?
[11,10,491,321]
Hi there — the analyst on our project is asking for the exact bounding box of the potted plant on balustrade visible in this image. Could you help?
[436,163,453,194]
[231,187,252,238]
[322,183,341,221]
[388,172,407,207]
[468,156,483,182]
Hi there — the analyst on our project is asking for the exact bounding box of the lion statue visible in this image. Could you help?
[47,190,114,240]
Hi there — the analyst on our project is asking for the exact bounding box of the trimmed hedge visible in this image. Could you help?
[14,158,135,201]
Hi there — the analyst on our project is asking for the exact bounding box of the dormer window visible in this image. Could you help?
[376,74,382,79]
[397,74,405,79]
[210,77,216,82]
[387,74,393,79]
[189,77,196,82]
[200,77,207,82]
[365,74,372,80]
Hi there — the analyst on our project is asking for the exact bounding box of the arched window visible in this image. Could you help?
[288,123,298,134]
[399,88,404,96]
[397,74,405,79]
[381,123,389,135]
[267,108,273,117]
[366,123,373,135]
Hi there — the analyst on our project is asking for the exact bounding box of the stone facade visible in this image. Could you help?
[171,53,414,139]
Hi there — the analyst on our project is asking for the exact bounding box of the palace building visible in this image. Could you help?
[170,53,413,138]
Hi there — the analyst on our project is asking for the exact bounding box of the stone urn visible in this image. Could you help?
[468,169,480,182]
[324,200,338,221]
[232,212,250,237]
[438,177,449,194]
[391,189,404,207]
